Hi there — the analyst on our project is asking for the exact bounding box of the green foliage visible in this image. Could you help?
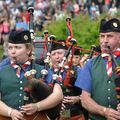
[38,14,100,49]
[116,9,120,17]
[0,13,120,58]
[72,15,100,48]
[0,45,3,60]
[37,13,120,50]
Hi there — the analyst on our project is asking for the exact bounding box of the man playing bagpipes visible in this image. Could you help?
[0,30,63,120]
[75,18,120,120]
[45,39,86,120]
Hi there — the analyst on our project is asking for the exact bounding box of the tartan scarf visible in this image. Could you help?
[101,48,120,77]
[11,61,31,78]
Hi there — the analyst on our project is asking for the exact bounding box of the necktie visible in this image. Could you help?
[11,61,31,78]
[102,49,120,77]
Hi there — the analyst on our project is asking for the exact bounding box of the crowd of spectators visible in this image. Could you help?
[0,0,119,58]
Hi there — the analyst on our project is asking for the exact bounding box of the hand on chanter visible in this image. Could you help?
[63,96,80,105]
[20,103,38,115]
[10,109,25,120]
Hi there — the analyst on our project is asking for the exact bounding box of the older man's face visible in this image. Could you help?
[99,32,120,53]
[50,49,65,65]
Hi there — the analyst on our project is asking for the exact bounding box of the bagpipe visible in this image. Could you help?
[41,34,56,79]
[87,45,96,60]
[51,38,77,85]
[49,17,76,86]
[23,7,63,120]
[107,45,120,103]
[23,6,52,105]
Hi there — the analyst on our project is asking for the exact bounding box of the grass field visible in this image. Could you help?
[0,45,3,60]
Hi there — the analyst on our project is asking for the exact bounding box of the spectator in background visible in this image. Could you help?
[73,1,80,16]
[108,2,118,17]
[9,15,16,31]
[89,2,100,20]
[85,0,92,15]
[66,0,74,18]
[10,3,20,20]
[97,0,104,14]
[54,8,65,21]
[34,6,43,22]
[20,7,30,24]
[104,0,111,11]
[34,16,44,32]
[2,17,10,59]
[15,16,28,31]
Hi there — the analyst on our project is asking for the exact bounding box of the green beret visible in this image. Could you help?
[100,18,120,33]
[74,48,82,55]
[9,30,31,44]
[51,40,67,51]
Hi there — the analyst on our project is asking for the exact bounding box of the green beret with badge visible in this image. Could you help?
[100,18,120,33]
[51,40,67,51]
[9,30,31,44]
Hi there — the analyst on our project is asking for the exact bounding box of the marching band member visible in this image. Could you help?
[45,40,67,84]
[0,30,63,120]
[75,18,120,120]
[72,48,82,67]
[46,40,87,120]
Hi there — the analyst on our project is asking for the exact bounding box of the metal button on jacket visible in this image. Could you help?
[20,81,23,84]
[108,97,110,100]
[108,81,111,84]
[20,87,23,90]
[108,88,110,91]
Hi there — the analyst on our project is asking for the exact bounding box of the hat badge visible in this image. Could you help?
[24,35,28,41]
[61,42,65,46]
[113,22,118,28]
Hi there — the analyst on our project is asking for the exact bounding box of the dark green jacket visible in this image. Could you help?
[0,64,43,110]
[90,55,120,120]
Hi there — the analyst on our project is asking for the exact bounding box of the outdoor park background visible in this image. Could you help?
[0,0,120,59]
